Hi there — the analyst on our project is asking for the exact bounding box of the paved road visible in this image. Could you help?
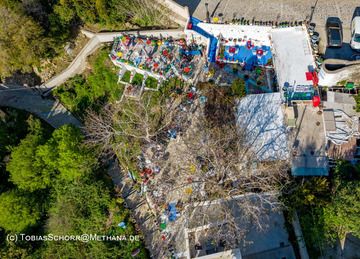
[179,0,359,26]
[43,29,185,93]
[0,86,81,128]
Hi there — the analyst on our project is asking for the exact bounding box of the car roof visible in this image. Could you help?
[327,17,341,24]
[353,17,360,33]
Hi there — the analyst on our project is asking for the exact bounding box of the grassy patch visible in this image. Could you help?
[132,73,144,86]
[121,71,131,83]
[53,47,124,118]
[145,76,158,89]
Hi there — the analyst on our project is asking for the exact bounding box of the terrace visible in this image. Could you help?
[110,34,204,83]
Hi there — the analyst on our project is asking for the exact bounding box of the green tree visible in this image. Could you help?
[43,180,147,258]
[0,190,41,232]
[323,183,360,241]
[36,125,96,182]
[6,118,50,192]
[0,5,46,77]
[322,161,360,240]
[7,122,95,191]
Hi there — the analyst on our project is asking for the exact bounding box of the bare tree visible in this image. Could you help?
[84,82,291,257]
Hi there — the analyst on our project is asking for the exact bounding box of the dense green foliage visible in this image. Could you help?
[42,181,147,258]
[145,76,158,89]
[0,114,148,258]
[54,49,123,116]
[7,123,95,192]
[132,73,144,86]
[0,5,46,77]
[0,190,41,232]
[0,109,33,189]
[284,161,360,257]
[53,0,170,29]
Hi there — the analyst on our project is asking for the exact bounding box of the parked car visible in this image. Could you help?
[350,16,360,51]
[326,17,343,47]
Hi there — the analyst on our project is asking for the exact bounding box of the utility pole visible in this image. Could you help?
[205,3,210,23]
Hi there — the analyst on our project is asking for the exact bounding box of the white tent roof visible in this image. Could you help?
[237,93,289,161]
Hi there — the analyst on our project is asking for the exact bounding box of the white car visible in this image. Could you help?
[350,16,360,51]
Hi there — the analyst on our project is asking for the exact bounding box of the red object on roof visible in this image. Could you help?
[305,72,313,81]
[246,40,252,49]
[146,39,151,45]
[187,22,193,30]
[184,67,191,73]
[312,71,319,86]
[154,63,159,68]
[163,49,168,56]
[229,47,236,53]
[256,49,264,56]
[312,96,320,107]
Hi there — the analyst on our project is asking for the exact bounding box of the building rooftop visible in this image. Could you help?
[236,93,289,161]
[291,104,329,176]
[271,27,315,99]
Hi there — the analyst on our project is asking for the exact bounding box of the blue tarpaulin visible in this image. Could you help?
[168,203,178,222]
[223,45,272,69]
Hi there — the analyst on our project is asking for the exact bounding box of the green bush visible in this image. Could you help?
[121,71,131,83]
[145,76,158,89]
[132,73,144,86]
[231,78,246,97]
[54,48,124,117]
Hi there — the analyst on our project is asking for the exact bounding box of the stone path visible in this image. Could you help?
[0,85,80,128]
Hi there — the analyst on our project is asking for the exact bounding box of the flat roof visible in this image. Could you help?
[323,109,336,132]
[237,93,289,161]
[197,23,272,46]
[292,156,329,176]
[271,27,315,91]
[291,104,328,176]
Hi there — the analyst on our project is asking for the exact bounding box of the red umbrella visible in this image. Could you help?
[154,63,159,68]
[146,39,151,45]
[184,67,191,73]
[163,49,169,56]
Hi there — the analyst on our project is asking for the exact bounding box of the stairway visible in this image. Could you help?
[189,17,218,62]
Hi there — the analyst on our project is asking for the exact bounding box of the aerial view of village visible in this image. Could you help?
[1,0,360,258]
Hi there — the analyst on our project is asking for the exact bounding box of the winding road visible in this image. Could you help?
[42,29,185,92]
[0,85,81,128]
[0,29,184,128]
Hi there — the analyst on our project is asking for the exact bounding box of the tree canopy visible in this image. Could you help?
[0,5,46,77]
[7,122,95,192]
[0,190,41,232]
